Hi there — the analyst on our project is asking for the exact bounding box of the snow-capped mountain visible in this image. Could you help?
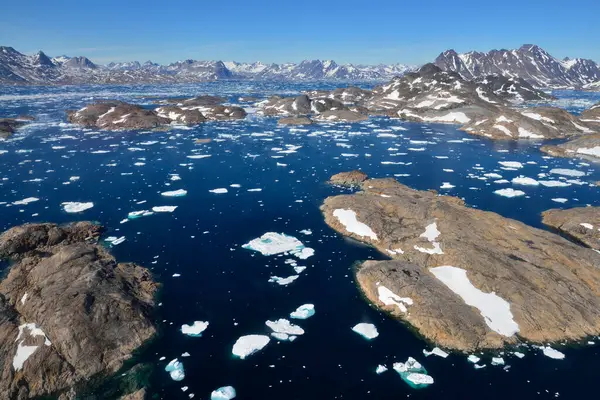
[0,45,415,85]
[434,44,600,88]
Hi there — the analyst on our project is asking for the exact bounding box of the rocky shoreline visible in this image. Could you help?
[322,172,600,351]
[0,222,158,399]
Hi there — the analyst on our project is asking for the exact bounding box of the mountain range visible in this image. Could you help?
[0,46,413,85]
[434,44,600,89]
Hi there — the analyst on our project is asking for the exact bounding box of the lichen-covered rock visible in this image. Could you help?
[321,175,600,351]
[542,206,600,250]
[329,170,368,186]
[278,116,313,125]
[0,222,158,399]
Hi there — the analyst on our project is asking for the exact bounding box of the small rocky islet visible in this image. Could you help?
[323,172,600,352]
[0,222,158,399]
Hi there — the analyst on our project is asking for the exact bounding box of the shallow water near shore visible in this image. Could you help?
[2,82,600,399]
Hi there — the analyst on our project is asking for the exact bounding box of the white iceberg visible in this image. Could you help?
[376,364,388,374]
[393,357,434,388]
[211,386,236,400]
[12,197,39,206]
[62,202,94,213]
[491,357,505,366]
[165,359,185,381]
[352,323,379,340]
[243,232,314,260]
[290,304,315,320]
[268,275,299,286]
[128,210,153,219]
[541,346,565,360]
[209,188,228,194]
[232,335,270,359]
[265,319,304,336]
[494,188,526,198]
[161,189,187,197]
[181,321,209,337]
[423,347,449,358]
[152,206,177,213]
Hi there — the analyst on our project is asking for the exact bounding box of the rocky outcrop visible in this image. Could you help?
[202,104,247,120]
[473,75,555,101]
[0,116,34,139]
[540,134,600,160]
[155,95,227,107]
[321,174,600,351]
[278,116,313,125]
[66,101,170,130]
[542,207,600,250]
[155,106,206,125]
[329,170,368,186]
[0,222,158,399]
[119,388,147,400]
[580,102,600,126]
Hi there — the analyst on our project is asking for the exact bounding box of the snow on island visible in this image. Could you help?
[333,209,378,240]
[377,285,413,313]
[429,266,519,337]
[414,222,443,255]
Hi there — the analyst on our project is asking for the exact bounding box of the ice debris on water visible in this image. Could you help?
[491,357,505,366]
[62,202,94,213]
[243,232,314,259]
[376,365,388,374]
[12,197,39,206]
[540,346,565,360]
[393,357,434,388]
[181,321,209,337]
[209,188,228,194]
[352,323,379,340]
[423,347,449,358]
[467,355,481,364]
[165,359,185,381]
[161,189,187,197]
[290,304,315,320]
[232,335,270,359]
[265,319,305,341]
[211,386,237,400]
[152,206,177,213]
[268,275,299,286]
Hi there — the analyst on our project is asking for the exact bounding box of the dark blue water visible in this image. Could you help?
[1,83,600,400]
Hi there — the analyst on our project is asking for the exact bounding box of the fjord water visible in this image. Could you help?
[1,82,600,400]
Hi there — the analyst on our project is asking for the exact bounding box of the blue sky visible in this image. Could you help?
[2,0,599,65]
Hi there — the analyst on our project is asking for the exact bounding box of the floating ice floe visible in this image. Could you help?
[187,154,211,159]
[62,202,94,213]
[498,161,523,169]
[376,365,388,374]
[429,266,519,336]
[266,319,304,341]
[232,335,270,359]
[128,210,153,219]
[242,232,314,260]
[299,229,312,235]
[377,285,413,313]
[423,347,449,358]
[161,189,187,197]
[268,275,299,286]
[352,323,379,340]
[181,321,209,337]
[333,209,378,240]
[12,197,39,206]
[541,346,565,360]
[494,188,526,198]
[539,180,571,187]
[209,188,228,194]
[512,176,539,186]
[165,359,185,381]
[491,357,505,366]
[211,386,236,400]
[105,236,126,246]
[290,304,315,320]
[467,355,481,364]
[550,168,585,177]
[393,357,434,388]
[440,182,455,189]
[152,206,177,213]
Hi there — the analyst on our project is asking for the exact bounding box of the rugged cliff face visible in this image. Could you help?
[0,222,158,399]
[322,174,600,351]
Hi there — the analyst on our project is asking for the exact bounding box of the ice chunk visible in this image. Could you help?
[512,176,539,186]
[550,168,585,177]
[333,209,378,240]
[352,323,379,340]
[494,188,525,198]
[290,304,315,320]
[423,347,449,358]
[181,321,209,337]
[62,202,94,213]
[165,359,185,381]
[393,357,434,388]
[498,161,523,169]
[377,285,413,313]
[243,232,314,259]
[161,189,187,197]
[429,266,519,336]
[209,188,228,194]
[541,346,565,360]
[12,197,39,206]
[376,365,388,374]
[265,319,304,335]
[467,355,481,364]
[211,386,236,400]
[491,357,504,366]
[440,182,455,189]
[232,335,270,359]
[269,275,299,286]
[152,206,177,212]
[128,210,153,219]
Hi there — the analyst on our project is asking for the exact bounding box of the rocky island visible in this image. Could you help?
[322,173,600,351]
[0,222,158,399]
[0,116,34,139]
[542,206,600,251]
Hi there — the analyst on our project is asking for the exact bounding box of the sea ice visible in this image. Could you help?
[429,266,519,336]
[266,319,305,335]
[152,206,177,212]
[498,161,523,169]
[165,359,185,381]
[494,188,526,198]
[232,335,270,359]
[209,188,228,194]
[423,347,449,358]
[181,321,209,337]
[376,365,388,374]
[550,168,585,177]
[491,357,505,366]
[161,189,187,197]
[467,355,481,364]
[512,176,539,186]
[541,346,565,360]
[352,323,379,340]
[268,275,299,286]
[290,304,315,319]
[393,357,434,388]
[332,209,378,240]
[12,197,39,205]
[211,386,237,400]
[242,232,314,259]
[62,202,94,213]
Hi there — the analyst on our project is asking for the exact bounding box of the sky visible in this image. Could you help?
[1,0,599,66]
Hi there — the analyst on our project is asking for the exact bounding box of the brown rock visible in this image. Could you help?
[542,206,600,250]
[195,138,212,144]
[329,170,368,187]
[0,222,158,399]
[155,106,206,125]
[119,388,147,400]
[278,116,313,125]
[67,101,170,131]
[540,134,600,160]
[321,175,600,351]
